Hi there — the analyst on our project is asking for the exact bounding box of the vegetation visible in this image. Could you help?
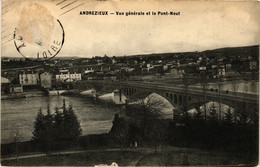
[109,113,129,151]
[167,102,258,155]
[1,93,258,166]
[31,99,82,152]
[111,98,258,157]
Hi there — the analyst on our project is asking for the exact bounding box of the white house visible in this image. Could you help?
[19,71,39,86]
[218,68,225,77]
[84,68,95,74]
[40,72,52,88]
[56,71,82,82]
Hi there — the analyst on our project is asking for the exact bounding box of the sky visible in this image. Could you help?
[1,0,260,58]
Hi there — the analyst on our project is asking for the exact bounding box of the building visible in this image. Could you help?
[56,71,82,82]
[121,67,135,73]
[250,60,258,70]
[218,68,225,77]
[1,77,9,84]
[19,71,39,86]
[84,68,95,74]
[84,72,101,80]
[40,72,52,88]
[225,64,232,70]
[112,58,117,64]
[9,84,23,93]
[163,64,169,71]
[169,68,184,78]
[1,77,10,94]
[103,73,117,81]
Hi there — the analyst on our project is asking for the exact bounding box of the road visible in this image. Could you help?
[1,147,158,162]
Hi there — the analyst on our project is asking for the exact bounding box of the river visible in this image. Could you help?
[192,80,259,94]
[1,80,258,144]
[1,95,122,144]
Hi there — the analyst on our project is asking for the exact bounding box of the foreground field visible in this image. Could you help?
[2,146,257,166]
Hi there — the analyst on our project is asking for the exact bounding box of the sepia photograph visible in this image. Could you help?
[1,0,259,166]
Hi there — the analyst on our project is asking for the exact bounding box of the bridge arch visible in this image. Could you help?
[174,94,178,104]
[170,93,173,101]
[166,93,169,98]
[178,94,183,106]
[187,101,237,119]
[143,92,176,119]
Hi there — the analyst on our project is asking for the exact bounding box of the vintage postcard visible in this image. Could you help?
[1,0,259,166]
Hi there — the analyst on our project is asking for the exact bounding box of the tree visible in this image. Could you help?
[224,106,233,123]
[233,102,250,127]
[199,68,208,120]
[31,107,53,151]
[208,102,218,121]
[53,107,65,149]
[31,100,82,151]
[194,106,203,120]
[44,105,54,151]
[63,104,82,146]
[109,113,129,151]
[32,108,44,144]
[135,93,165,120]
[132,93,167,149]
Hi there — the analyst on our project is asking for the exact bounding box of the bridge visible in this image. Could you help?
[76,80,259,111]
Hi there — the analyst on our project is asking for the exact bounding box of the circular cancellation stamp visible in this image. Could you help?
[13,2,65,61]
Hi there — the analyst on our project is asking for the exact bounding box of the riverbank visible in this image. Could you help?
[1,91,46,100]
[1,89,79,100]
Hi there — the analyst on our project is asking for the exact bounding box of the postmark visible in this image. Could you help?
[13,2,65,61]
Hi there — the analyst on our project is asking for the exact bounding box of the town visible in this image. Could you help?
[1,45,259,96]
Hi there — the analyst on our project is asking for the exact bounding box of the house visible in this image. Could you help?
[1,77,10,93]
[56,71,82,82]
[199,66,206,71]
[211,65,218,69]
[2,58,10,62]
[225,64,232,70]
[121,67,135,73]
[1,77,9,84]
[217,57,224,62]
[84,72,101,80]
[40,72,52,88]
[9,84,23,93]
[250,60,257,70]
[19,71,39,86]
[103,73,117,81]
[84,68,95,74]
[101,67,111,72]
[170,68,184,78]
[112,59,117,64]
[218,68,225,77]
[163,64,169,71]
